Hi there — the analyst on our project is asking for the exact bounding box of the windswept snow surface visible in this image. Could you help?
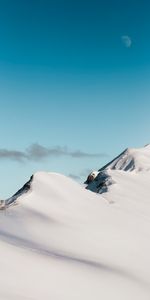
[1,167,150,299]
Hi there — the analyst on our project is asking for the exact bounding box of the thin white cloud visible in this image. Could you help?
[121,35,132,48]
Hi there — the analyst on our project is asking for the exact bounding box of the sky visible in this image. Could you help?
[0,0,150,198]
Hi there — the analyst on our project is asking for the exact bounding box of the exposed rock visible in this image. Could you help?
[86,171,115,194]
[5,175,33,207]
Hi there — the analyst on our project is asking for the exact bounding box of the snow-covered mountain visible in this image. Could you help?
[86,144,150,194]
[1,145,150,300]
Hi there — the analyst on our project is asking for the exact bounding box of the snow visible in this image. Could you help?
[100,144,150,172]
[1,145,150,299]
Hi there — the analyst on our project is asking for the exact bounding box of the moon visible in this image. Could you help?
[121,35,132,48]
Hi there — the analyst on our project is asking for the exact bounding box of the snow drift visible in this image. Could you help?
[1,145,150,300]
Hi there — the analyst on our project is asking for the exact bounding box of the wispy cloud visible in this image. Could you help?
[68,174,81,181]
[0,144,108,162]
[0,149,26,161]
[121,35,132,48]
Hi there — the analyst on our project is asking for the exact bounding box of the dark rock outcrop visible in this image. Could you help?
[86,171,115,194]
[5,175,33,207]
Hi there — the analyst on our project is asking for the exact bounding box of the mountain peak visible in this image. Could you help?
[86,145,150,194]
[99,145,150,173]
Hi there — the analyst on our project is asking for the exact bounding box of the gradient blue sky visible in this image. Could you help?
[0,0,150,197]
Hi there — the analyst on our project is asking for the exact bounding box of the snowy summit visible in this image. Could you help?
[86,144,150,194]
[100,144,150,172]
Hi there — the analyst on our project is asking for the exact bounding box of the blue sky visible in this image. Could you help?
[0,0,150,197]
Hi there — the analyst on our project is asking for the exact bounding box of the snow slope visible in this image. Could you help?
[1,147,150,300]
